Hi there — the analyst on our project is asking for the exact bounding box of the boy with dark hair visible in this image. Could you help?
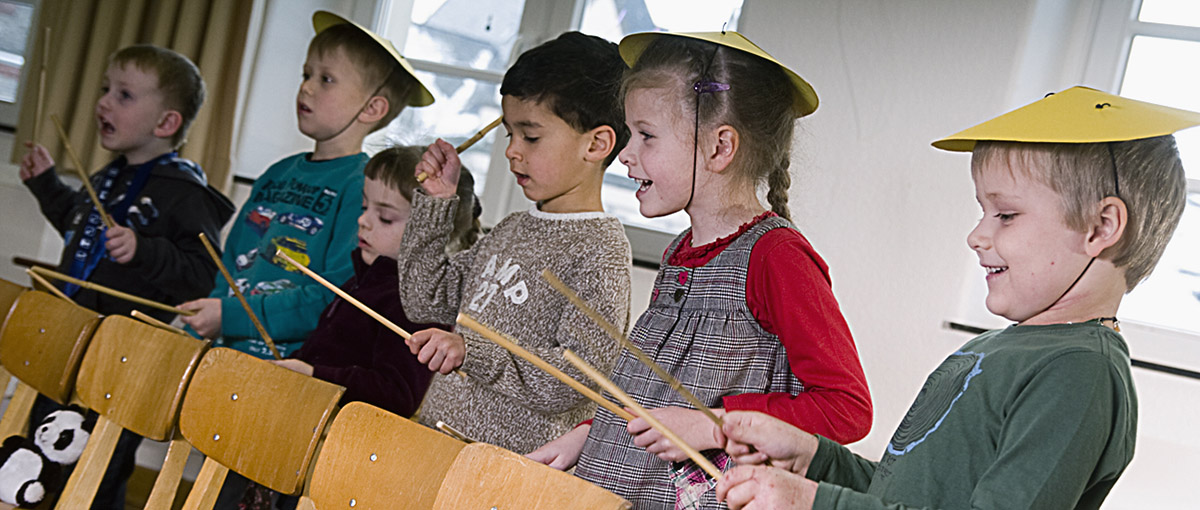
[19,44,232,510]
[401,31,633,454]
[180,11,433,359]
[713,86,1200,510]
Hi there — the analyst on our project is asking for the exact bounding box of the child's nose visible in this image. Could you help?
[504,140,520,162]
[967,221,989,251]
[617,146,634,167]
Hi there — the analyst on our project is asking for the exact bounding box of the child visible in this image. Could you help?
[400,31,633,454]
[713,86,1200,510]
[529,32,872,509]
[180,11,433,358]
[20,44,233,322]
[271,145,481,418]
[19,44,232,510]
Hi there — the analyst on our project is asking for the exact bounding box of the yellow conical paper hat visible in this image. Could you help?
[933,86,1200,152]
[619,31,817,118]
[312,11,435,107]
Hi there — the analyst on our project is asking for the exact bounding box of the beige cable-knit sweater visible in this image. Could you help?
[397,191,632,453]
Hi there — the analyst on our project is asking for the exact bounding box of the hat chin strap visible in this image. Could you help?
[323,66,396,143]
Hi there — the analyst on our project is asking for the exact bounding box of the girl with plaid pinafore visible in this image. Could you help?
[526,31,872,509]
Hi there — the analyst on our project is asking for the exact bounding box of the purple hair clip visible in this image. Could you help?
[693,81,731,94]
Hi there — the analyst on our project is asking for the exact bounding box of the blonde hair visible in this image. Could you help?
[110,45,205,148]
[364,146,481,252]
[971,137,1186,291]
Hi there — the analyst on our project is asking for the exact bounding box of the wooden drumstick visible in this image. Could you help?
[416,115,503,183]
[32,28,49,145]
[543,269,723,427]
[273,249,469,378]
[131,310,189,336]
[51,114,114,228]
[198,233,281,360]
[564,350,722,480]
[26,268,69,301]
[456,313,635,421]
[435,421,475,443]
[29,266,193,316]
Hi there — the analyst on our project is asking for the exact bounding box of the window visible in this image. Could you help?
[1099,0,1200,336]
[0,0,36,127]
[379,0,745,264]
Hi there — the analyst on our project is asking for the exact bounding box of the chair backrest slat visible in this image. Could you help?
[179,348,344,495]
[0,290,101,404]
[308,402,465,509]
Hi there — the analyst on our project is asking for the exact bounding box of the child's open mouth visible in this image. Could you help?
[632,177,652,192]
[298,102,312,114]
[98,119,115,135]
[984,265,1007,278]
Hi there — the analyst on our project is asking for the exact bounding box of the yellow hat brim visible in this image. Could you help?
[933,86,1200,152]
[312,11,435,107]
[619,31,817,118]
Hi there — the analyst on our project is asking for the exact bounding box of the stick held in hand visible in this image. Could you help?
[50,114,114,228]
[416,115,503,183]
[198,233,281,359]
[29,266,193,316]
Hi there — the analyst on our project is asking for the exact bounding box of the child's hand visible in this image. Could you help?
[407,328,466,374]
[104,226,138,264]
[722,411,819,475]
[19,142,54,181]
[415,138,461,199]
[178,298,222,339]
[526,423,590,470]
[627,406,725,462]
[270,359,314,376]
[716,464,817,510]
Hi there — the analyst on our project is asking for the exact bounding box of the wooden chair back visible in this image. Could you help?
[307,402,466,510]
[0,291,101,439]
[432,443,632,510]
[178,348,344,508]
[0,277,25,320]
[55,316,209,509]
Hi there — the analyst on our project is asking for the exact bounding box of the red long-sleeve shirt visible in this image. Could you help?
[669,212,872,444]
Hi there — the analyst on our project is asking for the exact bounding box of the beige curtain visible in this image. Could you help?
[10,0,254,194]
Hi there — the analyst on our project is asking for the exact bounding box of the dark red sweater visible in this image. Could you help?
[292,249,446,417]
[670,212,872,444]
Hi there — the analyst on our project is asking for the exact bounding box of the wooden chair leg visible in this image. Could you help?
[55,416,121,509]
[0,383,38,439]
[181,458,229,510]
[144,436,192,510]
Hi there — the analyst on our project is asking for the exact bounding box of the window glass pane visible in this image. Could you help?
[1138,0,1200,28]
[1120,36,1200,181]
[0,1,35,103]
[370,69,501,199]
[1123,193,1200,335]
[403,0,525,72]
[1117,35,1200,333]
[579,0,743,42]
[580,0,743,235]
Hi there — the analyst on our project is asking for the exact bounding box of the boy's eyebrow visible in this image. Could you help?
[510,119,542,129]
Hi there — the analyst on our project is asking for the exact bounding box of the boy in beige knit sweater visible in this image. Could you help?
[398,32,633,453]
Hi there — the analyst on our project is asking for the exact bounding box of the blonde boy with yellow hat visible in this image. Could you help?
[181,11,433,360]
[712,86,1200,509]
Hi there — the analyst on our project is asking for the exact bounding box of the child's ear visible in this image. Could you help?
[153,111,183,139]
[1088,196,1127,258]
[582,125,616,164]
[359,96,390,125]
[706,125,739,174]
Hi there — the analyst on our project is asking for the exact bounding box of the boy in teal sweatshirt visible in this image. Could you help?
[180,11,433,357]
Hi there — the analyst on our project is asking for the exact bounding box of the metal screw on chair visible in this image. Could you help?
[38,328,45,334]
[120,357,127,363]
[369,453,377,462]
[349,499,357,507]
[23,361,29,366]
[213,434,220,441]
[105,393,111,399]
[231,393,238,401]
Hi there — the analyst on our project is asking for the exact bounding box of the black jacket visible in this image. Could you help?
[25,157,235,322]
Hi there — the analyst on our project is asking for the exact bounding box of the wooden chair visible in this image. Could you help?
[54,315,208,509]
[301,401,466,510]
[432,442,632,510]
[0,278,28,403]
[0,290,101,440]
[178,347,344,510]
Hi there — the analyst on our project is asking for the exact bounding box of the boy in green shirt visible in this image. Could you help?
[180,11,433,358]
[714,87,1200,509]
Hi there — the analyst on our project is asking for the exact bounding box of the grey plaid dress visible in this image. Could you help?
[575,216,805,509]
